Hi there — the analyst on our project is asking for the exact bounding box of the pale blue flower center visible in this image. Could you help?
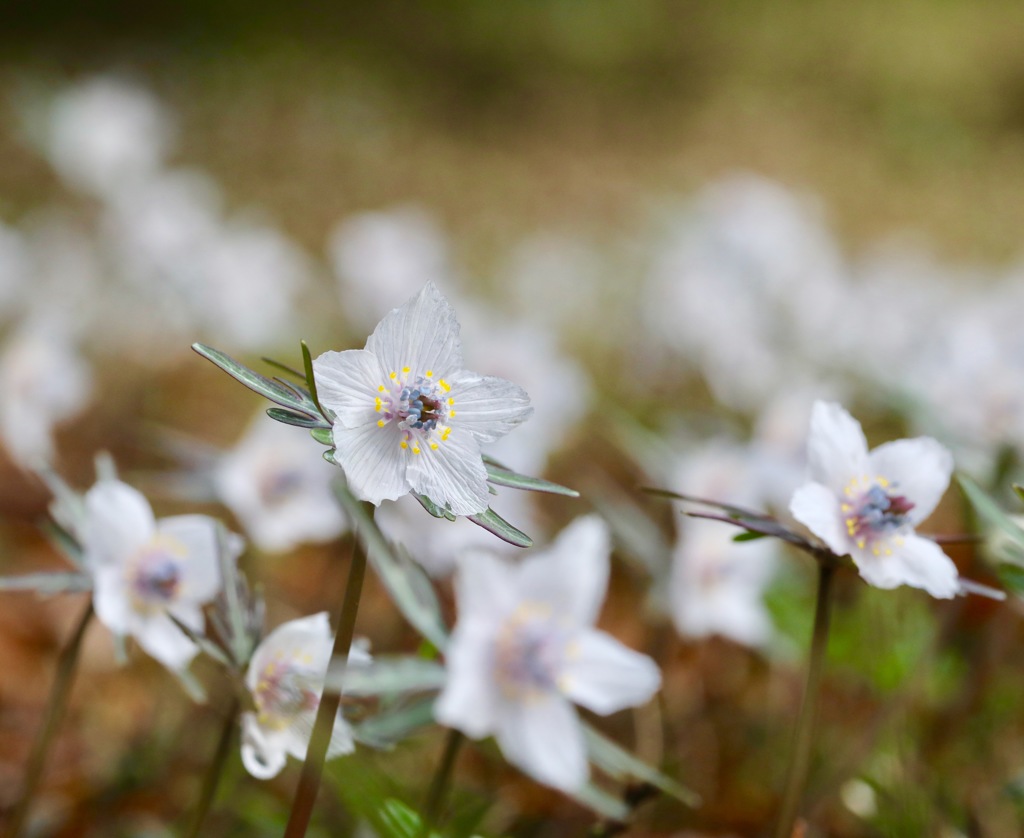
[375,367,454,454]
[842,476,915,551]
[132,549,183,603]
[255,656,320,729]
[494,604,568,700]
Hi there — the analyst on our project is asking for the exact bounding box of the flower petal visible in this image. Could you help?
[83,479,155,568]
[854,533,959,599]
[132,610,199,670]
[365,282,463,380]
[452,550,519,622]
[434,616,500,739]
[494,692,588,792]
[155,515,226,603]
[406,426,490,516]
[241,713,289,779]
[867,437,953,525]
[313,348,386,429]
[247,612,331,691]
[331,419,410,506]
[518,515,610,627]
[560,628,661,716]
[789,481,847,554]
[446,371,532,444]
[806,401,868,492]
[92,563,132,634]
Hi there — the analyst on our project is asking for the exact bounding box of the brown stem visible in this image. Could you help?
[418,728,464,838]
[773,562,836,838]
[5,600,93,838]
[284,532,368,838]
[183,695,240,838]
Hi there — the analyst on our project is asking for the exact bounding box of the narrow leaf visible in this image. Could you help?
[266,407,329,429]
[583,724,701,808]
[192,343,316,414]
[413,493,456,521]
[260,356,306,380]
[467,507,533,548]
[353,697,438,749]
[641,487,773,521]
[733,530,769,543]
[0,572,92,594]
[325,656,446,696]
[332,481,450,650]
[958,475,1024,548]
[301,340,332,422]
[1014,484,1024,506]
[482,459,579,497]
[310,427,334,447]
[568,782,630,821]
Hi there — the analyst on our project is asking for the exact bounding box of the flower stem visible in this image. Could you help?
[418,728,464,838]
[184,695,240,838]
[773,561,836,838]
[5,600,93,838]
[284,531,369,838]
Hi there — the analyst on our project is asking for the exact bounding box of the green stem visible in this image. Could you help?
[184,695,240,838]
[773,562,835,838]
[418,729,464,838]
[5,601,93,838]
[284,531,369,838]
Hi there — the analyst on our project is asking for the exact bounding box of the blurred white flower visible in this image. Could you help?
[667,442,778,647]
[790,401,958,598]
[214,414,347,553]
[46,77,173,199]
[376,489,537,577]
[241,612,370,779]
[0,322,92,468]
[82,478,242,670]
[435,516,661,792]
[313,282,532,515]
[0,222,31,316]
[329,206,455,328]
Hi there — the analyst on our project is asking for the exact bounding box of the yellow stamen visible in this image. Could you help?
[400,441,408,450]
[426,370,433,377]
[389,371,397,380]
[439,379,450,392]
[378,385,385,392]
[375,397,382,412]
[412,446,420,454]
[430,442,438,450]
[442,427,451,440]
[377,419,385,427]
[402,366,410,374]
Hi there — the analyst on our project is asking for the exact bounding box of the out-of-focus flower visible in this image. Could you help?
[0,222,30,315]
[789,401,958,598]
[241,612,369,779]
[0,322,92,468]
[214,413,347,553]
[82,478,242,670]
[435,516,661,792]
[328,206,455,329]
[45,77,173,198]
[667,442,778,647]
[313,282,532,515]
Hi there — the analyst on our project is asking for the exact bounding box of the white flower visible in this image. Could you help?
[82,478,241,670]
[241,612,370,779]
[214,413,347,553]
[789,401,958,598]
[434,516,661,792]
[313,282,532,515]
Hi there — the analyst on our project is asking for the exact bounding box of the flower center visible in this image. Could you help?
[254,655,321,730]
[130,536,186,605]
[842,477,915,551]
[493,603,568,701]
[374,366,454,454]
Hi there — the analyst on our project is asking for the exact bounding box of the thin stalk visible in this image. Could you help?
[773,562,836,838]
[184,695,240,838]
[5,601,93,838]
[284,534,368,838]
[418,729,465,838]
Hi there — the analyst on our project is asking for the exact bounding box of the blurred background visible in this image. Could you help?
[3,2,1024,835]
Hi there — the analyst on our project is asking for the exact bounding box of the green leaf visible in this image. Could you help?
[583,723,701,808]
[567,782,630,821]
[353,697,438,749]
[310,427,334,446]
[467,507,533,548]
[998,562,1024,596]
[0,572,92,594]
[733,530,769,542]
[1014,484,1024,506]
[413,492,456,521]
[958,474,1024,549]
[325,656,447,696]
[192,343,321,417]
[301,340,332,422]
[266,407,330,429]
[332,481,450,650]
[482,458,579,497]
